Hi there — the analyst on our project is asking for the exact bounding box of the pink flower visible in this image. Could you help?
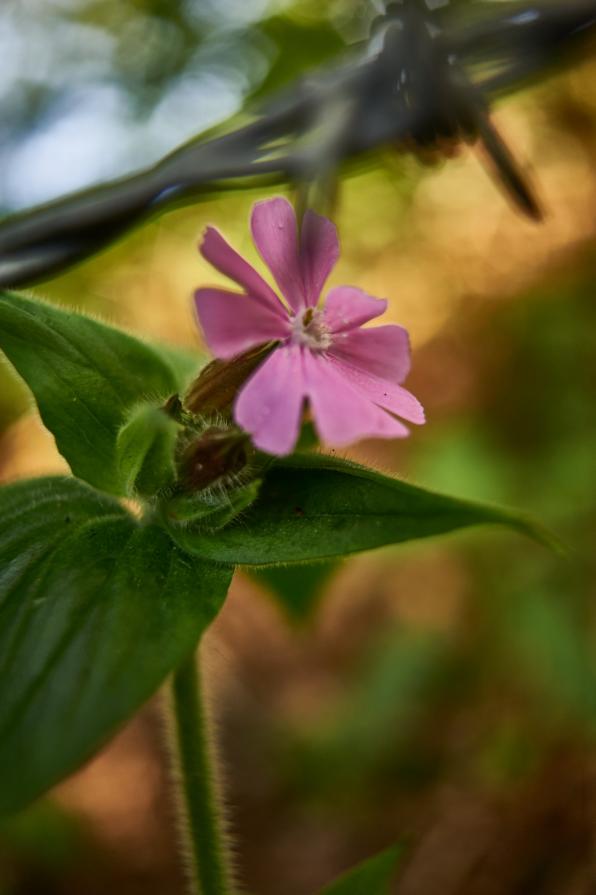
[194,197,424,456]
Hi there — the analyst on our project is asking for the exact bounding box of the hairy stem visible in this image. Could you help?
[170,648,233,895]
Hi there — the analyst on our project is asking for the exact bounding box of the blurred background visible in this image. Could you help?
[1,1,596,893]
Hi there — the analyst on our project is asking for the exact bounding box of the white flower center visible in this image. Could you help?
[291,308,332,352]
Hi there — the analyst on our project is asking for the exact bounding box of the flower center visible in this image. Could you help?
[291,308,332,352]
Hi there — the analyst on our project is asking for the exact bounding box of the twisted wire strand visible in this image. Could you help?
[0,0,595,288]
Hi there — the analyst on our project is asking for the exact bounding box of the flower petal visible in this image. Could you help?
[194,288,290,360]
[323,286,387,334]
[250,198,307,312]
[328,355,425,424]
[200,226,285,317]
[300,209,340,306]
[329,324,412,383]
[234,345,305,456]
[303,351,409,446]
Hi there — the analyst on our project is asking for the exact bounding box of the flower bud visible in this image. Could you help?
[185,343,273,416]
[158,424,263,533]
[179,427,251,492]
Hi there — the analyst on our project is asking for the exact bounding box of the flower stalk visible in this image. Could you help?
[170,649,234,895]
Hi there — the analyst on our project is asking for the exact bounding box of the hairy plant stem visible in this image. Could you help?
[170,648,233,895]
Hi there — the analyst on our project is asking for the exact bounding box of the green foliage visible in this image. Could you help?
[116,402,179,497]
[288,629,454,801]
[0,801,86,873]
[152,342,205,394]
[0,291,184,496]
[0,290,553,823]
[322,631,450,771]
[165,454,548,565]
[250,560,339,621]
[502,585,596,721]
[254,14,345,99]
[319,846,401,895]
[0,476,232,817]
[0,366,28,434]
[163,479,262,532]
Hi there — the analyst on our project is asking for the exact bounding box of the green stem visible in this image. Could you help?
[170,648,233,895]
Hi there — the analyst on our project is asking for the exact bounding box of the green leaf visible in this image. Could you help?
[0,476,232,817]
[0,291,186,495]
[165,454,549,565]
[319,846,401,895]
[116,403,179,497]
[152,342,206,393]
[250,561,339,621]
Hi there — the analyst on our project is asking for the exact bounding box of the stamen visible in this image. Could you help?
[291,308,332,351]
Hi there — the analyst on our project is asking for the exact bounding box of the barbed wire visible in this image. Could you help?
[0,0,595,289]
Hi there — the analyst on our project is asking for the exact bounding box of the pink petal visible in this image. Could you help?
[300,209,340,306]
[329,324,412,383]
[303,350,409,446]
[323,286,387,334]
[250,198,307,313]
[328,355,425,424]
[200,226,286,317]
[234,345,305,455]
[194,288,290,360]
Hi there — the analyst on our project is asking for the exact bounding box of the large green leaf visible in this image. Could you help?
[0,477,232,817]
[319,846,401,895]
[164,454,548,565]
[0,292,185,495]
